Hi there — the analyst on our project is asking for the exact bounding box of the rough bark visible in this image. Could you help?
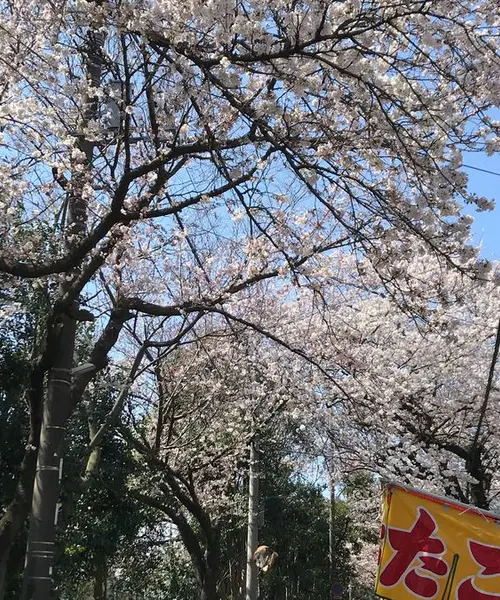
[0,360,46,599]
[93,556,107,600]
[0,557,6,600]
[0,448,37,600]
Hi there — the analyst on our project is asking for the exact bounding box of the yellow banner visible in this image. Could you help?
[375,483,500,600]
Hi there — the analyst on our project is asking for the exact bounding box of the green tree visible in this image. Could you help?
[257,460,355,600]
[0,284,46,599]
[217,439,359,600]
[54,381,152,600]
[0,321,30,598]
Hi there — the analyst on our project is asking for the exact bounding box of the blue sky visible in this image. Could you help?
[465,152,500,260]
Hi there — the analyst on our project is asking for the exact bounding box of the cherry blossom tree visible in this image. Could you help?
[322,258,500,509]
[122,316,316,600]
[0,1,499,598]
[275,249,500,585]
[306,261,500,584]
[121,247,500,598]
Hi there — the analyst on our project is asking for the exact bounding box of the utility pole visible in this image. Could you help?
[245,439,259,600]
[328,472,336,587]
[21,27,105,600]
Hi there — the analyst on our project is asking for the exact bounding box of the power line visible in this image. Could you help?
[463,163,500,178]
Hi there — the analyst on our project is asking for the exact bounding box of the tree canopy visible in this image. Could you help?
[0,0,499,599]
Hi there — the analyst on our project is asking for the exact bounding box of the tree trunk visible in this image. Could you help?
[133,489,222,600]
[0,446,38,599]
[93,556,107,600]
[200,571,218,600]
[0,363,45,599]
[204,527,221,600]
[21,314,77,600]
[0,554,7,600]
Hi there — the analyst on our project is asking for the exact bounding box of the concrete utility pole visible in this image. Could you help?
[245,439,259,600]
[328,473,335,585]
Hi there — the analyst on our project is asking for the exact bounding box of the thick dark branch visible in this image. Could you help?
[471,315,500,452]
[0,136,255,279]
[130,491,207,585]
[70,306,134,410]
